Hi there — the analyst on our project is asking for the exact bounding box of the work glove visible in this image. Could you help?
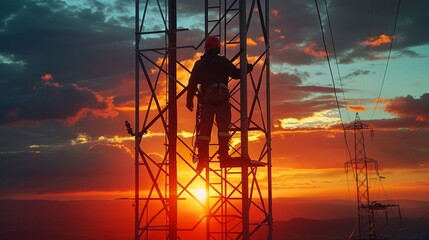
[186,100,193,112]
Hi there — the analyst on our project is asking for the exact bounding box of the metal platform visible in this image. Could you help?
[219,157,267,168]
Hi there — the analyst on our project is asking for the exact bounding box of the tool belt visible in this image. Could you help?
[202,83,229,106]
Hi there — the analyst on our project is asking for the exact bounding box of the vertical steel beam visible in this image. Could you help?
[168,0,177,240]
[205,0,208,38]
[168,0,178,239]
[134,0,140,239]
[239,0,249,239]
[204,3,210,239]
[265,0,273,238]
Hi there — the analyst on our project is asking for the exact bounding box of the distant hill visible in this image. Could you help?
[269,218,429,240]
[272,197,429,220]
[1,199,428,240]
[0,199,133,240]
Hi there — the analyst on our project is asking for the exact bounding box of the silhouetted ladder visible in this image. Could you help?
[133,0,271,239]
[203,1,272,239]
[206,0,221,39]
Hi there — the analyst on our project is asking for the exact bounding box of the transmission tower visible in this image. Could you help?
[129,0,272,239]
[345,113,401,240]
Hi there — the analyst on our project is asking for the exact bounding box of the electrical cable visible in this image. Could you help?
[346,168,359,240]
[315,0,342,123]
[315,0,352,160]
[315,3,405,239]
[370,0,401,120]
[323,0,351,123]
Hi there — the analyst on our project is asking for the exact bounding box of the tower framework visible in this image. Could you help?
[131,0,272,239]
[345,113,401,240]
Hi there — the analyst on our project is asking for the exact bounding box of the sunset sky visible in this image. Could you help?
[1,0,428,206]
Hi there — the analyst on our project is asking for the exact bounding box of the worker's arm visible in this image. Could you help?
[223,57,253,79]
[186,61,201,111]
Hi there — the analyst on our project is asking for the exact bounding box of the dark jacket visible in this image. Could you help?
[186,51,241,102]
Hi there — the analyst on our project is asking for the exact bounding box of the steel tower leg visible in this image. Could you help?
[265,0,273,237]
[168,0,178,239]
[239,0,250,239]
[134,0,140,239]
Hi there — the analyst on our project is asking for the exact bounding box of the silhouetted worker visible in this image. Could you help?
[186,36,253,173]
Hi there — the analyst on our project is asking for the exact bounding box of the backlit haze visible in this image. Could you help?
[1,0,428,209]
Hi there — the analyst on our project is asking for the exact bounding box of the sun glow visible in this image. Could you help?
[277,110,341,129]
[193,188,207,202]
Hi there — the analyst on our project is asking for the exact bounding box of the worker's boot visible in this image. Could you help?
[218,136,230,160]
[196,142,209,173]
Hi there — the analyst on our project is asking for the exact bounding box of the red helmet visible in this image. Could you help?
[204,36,221,50]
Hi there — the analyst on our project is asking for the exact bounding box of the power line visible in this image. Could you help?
[315,0,352,160]
[315,0,341,123]
[370,0,401,120]
[323,0,351,123]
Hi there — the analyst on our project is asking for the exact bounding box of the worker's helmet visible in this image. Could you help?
[204,36,221,50]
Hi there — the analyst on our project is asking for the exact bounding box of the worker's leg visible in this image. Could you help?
[196,104,215,172]
[196,140,209,172]
[216,101,231,159]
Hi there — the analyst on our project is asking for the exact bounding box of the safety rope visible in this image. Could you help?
[192,95,203,163]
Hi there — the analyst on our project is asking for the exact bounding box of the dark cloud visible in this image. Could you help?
[272,98,338,120]
[0,121,76,153]
[286,85,342,94]
[0,143,134,196]
[385,93,429,119]
[272,72,304,86]
[0,79,116,125]
[0,0,133,97]
[268,0,429,66]
[270,71,341,119]
[366,116,427,131]
[270,72,308,108]
[399,49,422,58]
[272,120,429,169]
[343,70,372,79]
[367,129,429,168]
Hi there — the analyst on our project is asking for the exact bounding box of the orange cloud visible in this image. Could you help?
[178,52,202,87]
[303,42,326,58]
[247,55,261,66]
[41,73,53,82]
[39,73,60,87]
[247,37,258,46]
[347,105,367,112]
[370,53,388,59]
[135,56,171,111]
[373,98,390,104]
[65,95,118,125]
[416,115,428,122]
[278,110,340,130]
[272,9,279,17]
[361,34,395,47]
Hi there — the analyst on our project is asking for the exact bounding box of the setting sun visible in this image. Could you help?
[193,188,207,202]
